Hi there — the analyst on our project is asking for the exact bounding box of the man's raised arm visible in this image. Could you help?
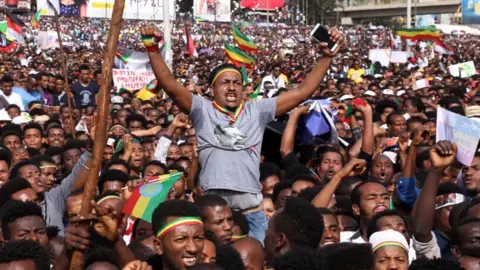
[275,29,343,117]
[141,26,192,113]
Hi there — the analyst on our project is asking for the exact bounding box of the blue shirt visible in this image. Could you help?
[396,176,421,208]
[13,87,43,108]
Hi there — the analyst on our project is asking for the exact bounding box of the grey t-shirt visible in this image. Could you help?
[190,94,277,194]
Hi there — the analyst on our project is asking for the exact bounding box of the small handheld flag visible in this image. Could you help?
[224,43,256,68]
[32,9,45,29]
[122,172,183,222]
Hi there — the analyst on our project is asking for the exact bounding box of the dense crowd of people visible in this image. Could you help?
[0,10,479,270]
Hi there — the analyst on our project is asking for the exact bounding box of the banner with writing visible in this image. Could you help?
[112,69,155,90]
[448,61,477,78]
[436,107,480,166]
[37,31,59,50]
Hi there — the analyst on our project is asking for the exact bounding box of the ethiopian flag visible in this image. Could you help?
[122,172,183,222]
[32,9,45,29]
[393,26,441,41]
[232,25,257,52]
[225,43,256,68]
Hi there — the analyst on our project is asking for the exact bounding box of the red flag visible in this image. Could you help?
[183,25,198,57]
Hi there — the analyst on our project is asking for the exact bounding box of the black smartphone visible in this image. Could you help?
[310,24,338,52]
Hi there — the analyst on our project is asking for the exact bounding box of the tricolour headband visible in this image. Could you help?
[210,68,242,86]
[40,164,56,169]
[156,217,203,238]
[96,195,121,205]
[372,241,409,253]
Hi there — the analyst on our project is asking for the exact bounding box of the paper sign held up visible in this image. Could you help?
[436,107,480,166]
[415,79,430,90]
[448,61,477,78]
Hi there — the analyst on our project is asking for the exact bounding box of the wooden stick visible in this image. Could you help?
[48,2,76,138]
[68,0,125,268]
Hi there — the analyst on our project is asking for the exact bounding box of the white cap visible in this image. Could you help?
[12,113,32,125]
[382,89,395,96]
[364,90,376,97]
[397,90,406,96]
[369,230,409,255]
[339,94,354,101]
[111,96,124,104]
[0,109,11,122]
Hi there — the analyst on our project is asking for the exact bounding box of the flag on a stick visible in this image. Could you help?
[32,9,45,29]
[225,43,256,68]
[183,25,198,57]
[6,10,25,44]
[434,40,454,55]
[232,25,257,52]
[393,26,441,41]
[122,172,183,222]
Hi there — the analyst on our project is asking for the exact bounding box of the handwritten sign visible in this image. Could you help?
[437,107,480,166]
[112,69,155,90]
[448,61,477,78]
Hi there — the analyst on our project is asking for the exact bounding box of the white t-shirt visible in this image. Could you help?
[0,91,25,111]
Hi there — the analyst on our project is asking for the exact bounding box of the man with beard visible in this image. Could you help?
[341,180,390,243]
[451,218,480,270]
[195,194,234,244]
[151,199,205,270]
[141,25,343,243]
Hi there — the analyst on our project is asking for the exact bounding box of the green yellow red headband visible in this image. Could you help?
[156,217,203,238]
[372,241,409,253]
[96,195,121,205]
[232,234,247,241]
[210,68,242,86]
[40,164,56,169]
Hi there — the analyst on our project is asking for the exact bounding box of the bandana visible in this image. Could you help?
[156,217,203,238]
[369,230,409,254]
[115,138,141,153]
[435,193,466,210]
[39,164,56,169]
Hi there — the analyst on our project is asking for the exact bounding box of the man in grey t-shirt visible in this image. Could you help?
[141,25,344,242]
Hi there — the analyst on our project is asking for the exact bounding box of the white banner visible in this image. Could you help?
[194,0,231,22]
[37,0,175,20]
[112,69,155,90]
[37,31,59,50]
[448,61,477,78]
[436,107,480,166]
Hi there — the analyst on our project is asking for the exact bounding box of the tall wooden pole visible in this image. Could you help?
[48,1,76,138]
[68,0,125,268]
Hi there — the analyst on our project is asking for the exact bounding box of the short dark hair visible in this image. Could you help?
[351,180,382,206]
[215,244,245,270]
[1,130,22,144]
[127,236,156,261]
[1,74,13,83]
[6,104,20,112]
[318,243,374,270]
[98,169,130,193]
[0,177,32,207]
[46,125,64,136]
[45,146,64,157]
[406,97,426,112]
[30,154,55,167]
[274,247,327,270]
[335,176,361,197]
[386,112,404,125]
[408,257,463,270]
[231,210,249,235]
[195,194,229,219]
[375,99,398,115]
[10,160,38,179]
[79,64,90,71]
[23,122,43,135]
[297,185,323,203]
[0,148,12,168]
[366,210,408,239]
[126,114,147,129]
[272,180,293,205]
[0,240,50,270]
[141,160,168,176]
[451,217,480,246]
[104,158,131,174]
[259,162,281,183]
[1,200,45,239]
[274,197,324,249]
[318,146,345,166]
[151,199,201,235]
[84,247,118,269]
